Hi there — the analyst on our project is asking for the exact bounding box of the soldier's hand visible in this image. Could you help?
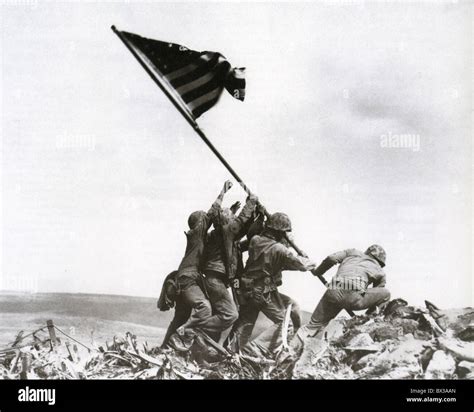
[230,201,241,214]
[305,260,318,272]
[223,180,233,193]
[256,203,266,216]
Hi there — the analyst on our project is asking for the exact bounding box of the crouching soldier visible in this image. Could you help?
[167,181,232,351]
[297,244,390,341]
[229,212,317,351]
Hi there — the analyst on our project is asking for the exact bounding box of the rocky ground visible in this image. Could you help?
[0,298,472,380]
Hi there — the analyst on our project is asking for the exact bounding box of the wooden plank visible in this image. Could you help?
[46,320,57,346]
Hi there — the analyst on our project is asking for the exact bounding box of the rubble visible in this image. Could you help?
[1,300,473,380]
[424,350,456,379]
[289,300,474,380]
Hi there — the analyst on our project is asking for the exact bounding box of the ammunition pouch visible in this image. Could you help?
[237,275,277,306]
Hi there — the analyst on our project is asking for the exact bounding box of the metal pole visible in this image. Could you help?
[112,26,353,316]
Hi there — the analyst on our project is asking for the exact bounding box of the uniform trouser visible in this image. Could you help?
[201,272,239,341]
[177,272,213,333]
[161,297,192,347]
[230,290,300,349]
[300,287,391,338]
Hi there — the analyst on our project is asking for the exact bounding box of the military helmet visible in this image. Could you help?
[365,244,386,267]
[188,210,206,230]
[266,212,292,232]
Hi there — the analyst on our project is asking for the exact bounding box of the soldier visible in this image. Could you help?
[167,181,232,350]
[200,192,259,341]
[297,244,390,341]
[157,270,192,348]
[229,212,317,350]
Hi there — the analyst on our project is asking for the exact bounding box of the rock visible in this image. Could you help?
[456,325,474,342]
[385,366,420,379]
[344,333,380,351]
[356,335,425,379]
[324,319,345,342]
[414,329,433,341]
[353,353,378,371]
[424,350,456,379]
[425,302,474,334]
[438,337,474,362]
[419,346,436,372]
[371,325,402,342]
[384,298,408,317]
[385,298,423,320]
[392,318,420,335]
[343,333,381,367]
[456,360,474,379]
[418,313,444,337]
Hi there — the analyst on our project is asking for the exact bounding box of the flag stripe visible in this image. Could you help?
[181,64,228,103]
[164,53,214,82]
[192,97,220,118]
[164,63,199,82]
[188,87,221,111]
[121,30,245,118]
[176,71,218,95]
[170,54,220,89]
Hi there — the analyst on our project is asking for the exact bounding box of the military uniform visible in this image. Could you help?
[200,195,258,340]
[165,197,224,350]
[230,232,315,349]
[300,245,390,339]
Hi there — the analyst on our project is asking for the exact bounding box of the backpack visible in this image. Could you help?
[156,270,179,311]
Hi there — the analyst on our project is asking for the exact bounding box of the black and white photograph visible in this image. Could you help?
[0,0,472,407]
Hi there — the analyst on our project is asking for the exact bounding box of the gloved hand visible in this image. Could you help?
[223,180,233,193]
[256,202,266,215]
[300,257,318,271]
[230,201,241,214]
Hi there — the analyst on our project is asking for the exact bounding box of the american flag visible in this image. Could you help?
[120,30,246,119]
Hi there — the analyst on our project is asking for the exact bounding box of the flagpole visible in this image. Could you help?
[111,26,354,316]
[111,25,307,254]
[111,26,252,190]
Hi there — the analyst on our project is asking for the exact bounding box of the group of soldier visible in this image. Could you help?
[157,180,391,356]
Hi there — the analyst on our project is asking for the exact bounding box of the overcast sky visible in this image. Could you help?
[1,1,472,311]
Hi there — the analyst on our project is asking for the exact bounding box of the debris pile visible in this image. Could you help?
[1,300,472,380]
[292,299,474,379]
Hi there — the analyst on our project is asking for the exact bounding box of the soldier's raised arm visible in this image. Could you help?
[311,248,359,278]
[230,193,259,237]
[206,180,233,227]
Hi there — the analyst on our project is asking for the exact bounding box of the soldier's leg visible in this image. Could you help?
[200,274,239,340]
[229,302,260,349]
[279,293,302,331]
[302,289,345,338]
[161,298,192,347]
[246,291,288,355]
[347,287,391,312]
[179,277,213,331]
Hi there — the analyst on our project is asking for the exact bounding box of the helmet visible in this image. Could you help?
[188,210,206,230]
[266,212,292,232]
[365,244,386,267]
